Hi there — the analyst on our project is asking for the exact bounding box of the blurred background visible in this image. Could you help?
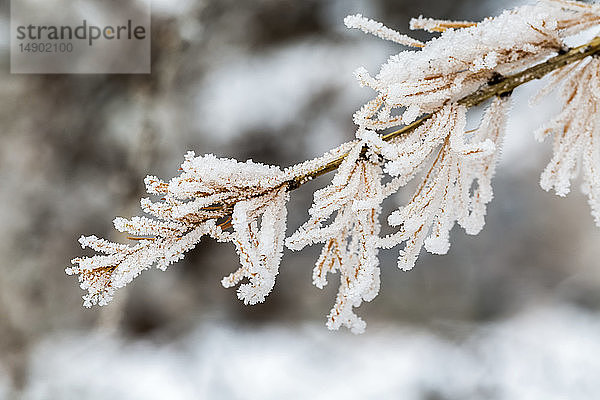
[1,0,600,398]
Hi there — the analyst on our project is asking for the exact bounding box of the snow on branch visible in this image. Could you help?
[409,16,477,33]
[534,57,600,225]
[344,14,424,48]
[70,0,600,333]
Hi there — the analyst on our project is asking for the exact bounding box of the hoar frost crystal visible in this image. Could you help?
[70,0,600,333]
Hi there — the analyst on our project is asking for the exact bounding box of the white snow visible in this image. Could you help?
[17,304,600,400]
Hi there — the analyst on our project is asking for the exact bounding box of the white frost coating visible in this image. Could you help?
[70,0,600,333]
[534,57,600,226]
[409,16,476,33]
[68,152,288,307]
[282,140,359,183]
[344,14,424,48]
[377,100,510,270]
[223,186,289,305]
[351,2,597,128]
[287,141,383,333]
[68,221,226,307]
[541,0,600,16]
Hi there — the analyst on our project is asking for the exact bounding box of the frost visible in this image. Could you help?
[70,0,600,333]
[409,16,476,33]
[223,186,289,305]
[287,142,384,333]
[352,2,595,127]
[534,57,600,225]
[344,14,424,48]
[378,99,509,271]
[69,153,289,307]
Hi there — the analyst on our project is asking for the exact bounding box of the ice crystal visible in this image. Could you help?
[222,186,289,305]
[534,57,600,226]
[378,99,510,270]
[409,16,476,33]
[287,142,384,333]
[70,0,600,333]
[69,152,289,307]
[352,1,596,128]
[344,14,424,48]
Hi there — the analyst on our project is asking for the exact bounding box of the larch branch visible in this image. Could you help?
[287,35,600,191]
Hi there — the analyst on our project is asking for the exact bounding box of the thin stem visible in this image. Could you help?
[287,35,600,190]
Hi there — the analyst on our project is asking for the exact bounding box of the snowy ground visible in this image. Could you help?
[15,304,600,400]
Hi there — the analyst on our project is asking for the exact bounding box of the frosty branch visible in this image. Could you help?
[289,34,600,190]
[69,0,600,333]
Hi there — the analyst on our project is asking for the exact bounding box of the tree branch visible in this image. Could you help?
[287,35,600,191]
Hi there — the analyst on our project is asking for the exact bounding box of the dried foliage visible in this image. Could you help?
[70,0,600,332]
